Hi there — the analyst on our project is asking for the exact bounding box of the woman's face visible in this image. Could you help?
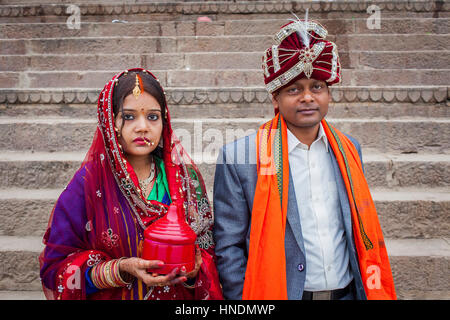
[114,91,163,158]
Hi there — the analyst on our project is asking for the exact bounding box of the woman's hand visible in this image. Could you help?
[180,248,203,279]
[119,257,187,287]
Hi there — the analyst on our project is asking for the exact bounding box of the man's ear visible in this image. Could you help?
[271,93,279,111]
[328,86,332,103]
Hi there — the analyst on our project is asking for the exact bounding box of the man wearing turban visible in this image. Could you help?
[213,19,396,300]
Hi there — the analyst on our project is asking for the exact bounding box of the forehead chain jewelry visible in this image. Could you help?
[133,74,142,99]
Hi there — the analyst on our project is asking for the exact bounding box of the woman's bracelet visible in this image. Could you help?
[90,258,132,289]
[182,277,196,289]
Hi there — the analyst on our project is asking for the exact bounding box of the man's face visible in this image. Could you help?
[272,78,331,130]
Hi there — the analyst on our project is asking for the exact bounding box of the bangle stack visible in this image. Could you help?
[90,258,131,289]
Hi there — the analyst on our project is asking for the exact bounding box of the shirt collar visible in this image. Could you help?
[287,123,329,153]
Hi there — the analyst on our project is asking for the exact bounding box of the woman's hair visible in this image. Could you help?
[112,70,167,127]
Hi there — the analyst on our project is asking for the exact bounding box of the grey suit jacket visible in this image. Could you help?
[213,132,368,300]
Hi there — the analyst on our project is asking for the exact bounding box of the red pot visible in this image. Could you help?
[142,202,197,274]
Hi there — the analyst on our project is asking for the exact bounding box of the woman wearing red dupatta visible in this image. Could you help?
[39,68,223,300]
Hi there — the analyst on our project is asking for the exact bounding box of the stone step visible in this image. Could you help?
[3,12,449,25]
[373,189,450,240]
[1,86,447,106]
[0,187,448,239]
[0,235,447,299]
[0,290,45,300]
[0,117,448,153]
[0,188,58,237]
[2,35,448,56]
[1,18,448,39]
[0,188,59,237]
[1,101,449,121]
[386,238,450,300]
[0,150,449,190]
[2,68,449,88]
[0,1,448,23]
[2,50,449,72]
[0,235,44,291]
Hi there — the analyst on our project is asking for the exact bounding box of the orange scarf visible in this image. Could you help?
[242,115,396,300]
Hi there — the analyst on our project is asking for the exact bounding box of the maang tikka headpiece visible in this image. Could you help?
[133,74,143,99]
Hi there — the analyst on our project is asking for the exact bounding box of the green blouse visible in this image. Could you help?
[146,156,172,205]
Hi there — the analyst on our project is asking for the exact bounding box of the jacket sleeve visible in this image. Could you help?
[213,145,250,300]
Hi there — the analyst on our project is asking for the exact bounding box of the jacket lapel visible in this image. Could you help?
[328,143,368,300]
[328,147,354,241]
[286,168,306,254]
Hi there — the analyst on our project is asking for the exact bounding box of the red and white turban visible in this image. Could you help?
[262,20,341,93]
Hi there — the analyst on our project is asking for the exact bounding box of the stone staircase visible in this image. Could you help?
[0,0,448,300]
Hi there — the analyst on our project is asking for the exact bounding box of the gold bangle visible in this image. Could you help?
[90,264,101,289]
[90,258,133,289]
[115,257,132,286]
[182,279,196,289]
[104,260,115,287]
[91,261,110,289]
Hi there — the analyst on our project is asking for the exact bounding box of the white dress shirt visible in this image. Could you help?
[287,124,353,291]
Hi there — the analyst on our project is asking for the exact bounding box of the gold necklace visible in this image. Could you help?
[139,161,156,196]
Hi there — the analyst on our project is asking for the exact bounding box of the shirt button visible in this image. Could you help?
[297,263,304,272]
